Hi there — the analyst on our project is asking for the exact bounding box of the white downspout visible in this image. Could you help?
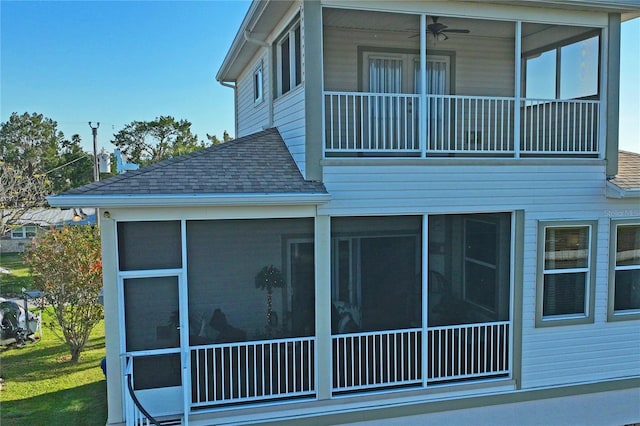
[219,80,238,136]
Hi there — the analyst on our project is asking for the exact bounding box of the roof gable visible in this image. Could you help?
[49,128,327,207]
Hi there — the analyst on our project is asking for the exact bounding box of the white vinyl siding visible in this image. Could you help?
[319,161,640,388]
[236,51,270,137]
[273,86,306,176]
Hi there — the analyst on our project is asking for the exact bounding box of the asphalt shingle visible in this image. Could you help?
[610,150,640,190]
[61,128,327,196]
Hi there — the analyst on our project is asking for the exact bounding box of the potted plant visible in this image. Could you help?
[254,265,284,336]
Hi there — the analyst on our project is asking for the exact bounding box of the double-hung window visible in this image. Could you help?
[253,63,263,104]
[276,20,301,96]
[608,221,640,321]
[536,221,596,326]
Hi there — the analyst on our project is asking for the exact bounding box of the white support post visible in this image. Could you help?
[315,214,332,399]
[514,21,522,159]
[422,214,429,388]
[420,14,427,157]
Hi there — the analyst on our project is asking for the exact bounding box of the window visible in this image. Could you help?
[253,64,263,103]
[277,21,302,96]
[536,221,596,326]
[10,226,37,239]
[608,221,640,321]
[525,33,600,100]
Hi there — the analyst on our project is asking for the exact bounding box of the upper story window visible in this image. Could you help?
[11,225,37,239]
[536,221,596,327]
[253,63,263,104]
[525,33,600,100]
[277,20,302,96]
[608,221,640,321]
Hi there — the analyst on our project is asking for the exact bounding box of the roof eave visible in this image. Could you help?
[606,181,640,199]
[47,193,331,209]
[216,0,267,83]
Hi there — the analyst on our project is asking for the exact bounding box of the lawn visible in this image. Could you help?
[0,252,35,297]
[0,258,107,425]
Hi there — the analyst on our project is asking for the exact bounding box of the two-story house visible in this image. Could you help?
[48,1,640,425]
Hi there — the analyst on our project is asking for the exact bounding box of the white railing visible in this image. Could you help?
[332,328,422,393]
[427,94,515,153]
[190,337,315,407]
[323,91,599,157]
[123,356,162,426]
[521,98,599,154]
[427,321,510,383]
[324,91,421,153]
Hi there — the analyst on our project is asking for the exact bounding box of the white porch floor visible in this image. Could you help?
[339,387,640,426]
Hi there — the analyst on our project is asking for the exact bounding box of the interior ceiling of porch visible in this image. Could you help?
[322,8,561,39]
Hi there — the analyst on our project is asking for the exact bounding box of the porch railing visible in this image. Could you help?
[123,355,163,426]
[332,328,422,393]
[427,321,510,383]
[190,337,315,407]
[331,322,510,393]
[324,91,599,157]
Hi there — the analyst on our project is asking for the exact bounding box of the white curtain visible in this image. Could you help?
[369,58,402,93]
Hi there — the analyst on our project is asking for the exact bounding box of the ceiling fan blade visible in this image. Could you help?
[441,29,470,33]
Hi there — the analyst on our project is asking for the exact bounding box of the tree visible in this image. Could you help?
[52,134,94,193]
[0,112,94,193]
[112,116,203,166]
[0,161,51,237]
[0,112,63,175]
[24,225,103,363]
[206,130,233,145]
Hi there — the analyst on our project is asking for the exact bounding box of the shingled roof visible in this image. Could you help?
[607,150,640,198]
[48,128,328,207]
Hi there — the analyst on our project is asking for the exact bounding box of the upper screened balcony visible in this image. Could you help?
[322,8,603,158]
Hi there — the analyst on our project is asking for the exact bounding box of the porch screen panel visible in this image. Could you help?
[186,218,315,344]
[124,276,179,352]
[118,221,182,271]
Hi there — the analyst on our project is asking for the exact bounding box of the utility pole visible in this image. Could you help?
[88,122,100,182]
[88,122,100,228]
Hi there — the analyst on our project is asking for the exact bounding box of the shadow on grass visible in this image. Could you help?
[2,336,106,382]
[1,381,107,426]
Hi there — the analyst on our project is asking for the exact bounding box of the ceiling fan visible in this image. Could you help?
[410,16,470,40]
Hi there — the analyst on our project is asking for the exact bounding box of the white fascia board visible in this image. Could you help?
[216,1,265,82]
[46,193,331,208]
[606,181,640,199]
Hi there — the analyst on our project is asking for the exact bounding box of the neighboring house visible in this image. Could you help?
[47,1,640,425]
[0,208,96,253]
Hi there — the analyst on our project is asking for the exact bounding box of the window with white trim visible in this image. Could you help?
[10,226,37,239]
[608,221,640,321]
[253,64,263,104]
[276,20,301,96]
[536,222,596,326]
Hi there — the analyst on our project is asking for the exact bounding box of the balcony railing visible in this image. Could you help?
[324,91,599,157]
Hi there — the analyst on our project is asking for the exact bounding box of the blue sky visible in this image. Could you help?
[1,2,638,153]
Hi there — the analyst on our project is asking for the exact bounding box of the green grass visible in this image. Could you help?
[0,252,34,297]
[0,309,107,425]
